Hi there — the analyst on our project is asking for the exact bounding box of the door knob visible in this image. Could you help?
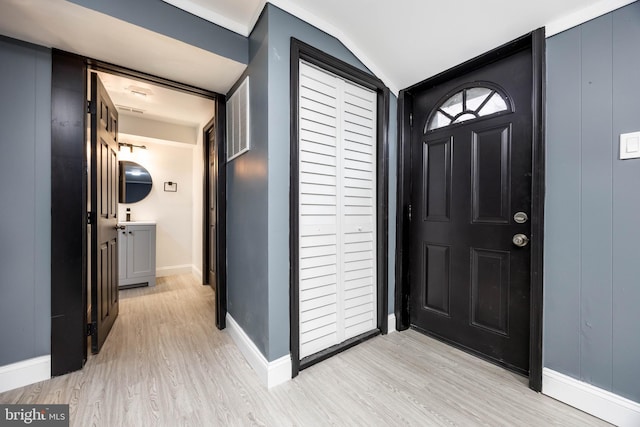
[115,225,126,230]
[512,233,529,247]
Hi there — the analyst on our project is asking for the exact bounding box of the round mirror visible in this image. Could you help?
[119,161,152,203]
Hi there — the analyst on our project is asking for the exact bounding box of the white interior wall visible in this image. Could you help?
[118,137,197,276]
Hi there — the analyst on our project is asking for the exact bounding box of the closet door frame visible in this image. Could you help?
[290,38,390,377]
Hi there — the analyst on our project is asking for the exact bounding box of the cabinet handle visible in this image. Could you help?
[115,225,126,230]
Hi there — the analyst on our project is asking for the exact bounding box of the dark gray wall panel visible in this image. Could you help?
[0,36,51,366]
[67,0,247,64]
[579,15,613,391]
[611,2,640,403]
[545,1,640,403]
[225,12,269,356]
[544,28,582,378]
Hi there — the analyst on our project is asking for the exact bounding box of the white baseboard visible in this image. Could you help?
[191,265,203,283]
[387,313,396,333]
[225,314,291,389]
[156,264,192,277]
[543,368,640,427]
[0,355,51,393]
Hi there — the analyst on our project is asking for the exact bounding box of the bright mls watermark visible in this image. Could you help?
[0,405,68,427]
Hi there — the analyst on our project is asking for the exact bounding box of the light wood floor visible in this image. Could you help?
[1,275,608,426]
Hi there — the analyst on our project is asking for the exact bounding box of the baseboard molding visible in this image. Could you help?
[191,265,203,283]
[156,264,192,277]
[225,314,291,389]
[387,313,396,333]
[0,355,51,393]
[543,368,640,427]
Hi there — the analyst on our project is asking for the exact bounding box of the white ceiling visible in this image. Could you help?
[163,0,628,93]
[96,71,215,127]
[0,0,246,94]
[0,0,631,96]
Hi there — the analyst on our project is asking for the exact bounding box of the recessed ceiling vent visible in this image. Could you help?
[116,104,145,114]
[125,85,153,98]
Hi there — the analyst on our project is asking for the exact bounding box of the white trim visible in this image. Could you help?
[0,356,51,393]
[156,264,193,277]
[542,368,640,427]
[545,0,636,37]
[191,264,203,283]
[387,313,396,333]
[159,0,249,36]
[164,0,399,95]
[225,314,292,388]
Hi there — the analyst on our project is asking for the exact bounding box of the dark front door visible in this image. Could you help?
[409,48,532,374]
[90,73,119,353]
[206,125,217,290]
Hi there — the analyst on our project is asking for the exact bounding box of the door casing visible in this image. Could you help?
[289,38,390,377]
[50,51,227,376]
[395,29,546,391]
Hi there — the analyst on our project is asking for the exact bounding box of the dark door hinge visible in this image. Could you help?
[87,99,96,115]
[408,204,412,221]
[409,113,413,127]
[87,211,94,225]
[86,322,97,337]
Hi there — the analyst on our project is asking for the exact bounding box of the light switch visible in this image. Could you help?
[620,132,640,160]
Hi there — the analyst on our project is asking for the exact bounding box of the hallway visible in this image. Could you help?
[0,275,606,426]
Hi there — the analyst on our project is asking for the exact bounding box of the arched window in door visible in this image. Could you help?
[425,83,513,132]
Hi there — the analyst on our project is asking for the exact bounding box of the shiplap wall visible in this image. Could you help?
[544,1,640,403]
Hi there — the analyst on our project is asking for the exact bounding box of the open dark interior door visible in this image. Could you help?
[89,72,119,353]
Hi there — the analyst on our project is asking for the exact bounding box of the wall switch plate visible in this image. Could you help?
[620,131,640,160]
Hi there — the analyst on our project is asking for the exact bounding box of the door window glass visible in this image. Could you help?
[426,85,512,132]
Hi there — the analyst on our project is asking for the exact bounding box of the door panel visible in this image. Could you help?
[423,243,450,315]
[90,73,119,354]
[471,125,511,224]
[423,136,452,221]
[409,48,532,374]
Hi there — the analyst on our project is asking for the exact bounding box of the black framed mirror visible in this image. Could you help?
[119,161,152,203]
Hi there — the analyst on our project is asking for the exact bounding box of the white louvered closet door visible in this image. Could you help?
[298,61,377,359]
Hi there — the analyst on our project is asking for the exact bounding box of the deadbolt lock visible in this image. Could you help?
[514,212,529,224]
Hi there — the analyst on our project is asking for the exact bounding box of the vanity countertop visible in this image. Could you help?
[118,221,157,226]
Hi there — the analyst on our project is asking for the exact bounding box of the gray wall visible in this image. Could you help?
[0,36,51,366]
[226,10,270,356]
[544,1,640,403]
[67,0,247,64]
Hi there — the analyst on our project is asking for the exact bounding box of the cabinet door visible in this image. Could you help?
[118,228,127,281]
[127,226,155,279]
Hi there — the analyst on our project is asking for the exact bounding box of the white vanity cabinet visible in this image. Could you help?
[118,222,156,288]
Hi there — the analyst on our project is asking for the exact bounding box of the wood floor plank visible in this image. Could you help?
[0,274,609,426]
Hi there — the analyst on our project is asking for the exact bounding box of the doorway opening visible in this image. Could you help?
[51,51,227,375]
